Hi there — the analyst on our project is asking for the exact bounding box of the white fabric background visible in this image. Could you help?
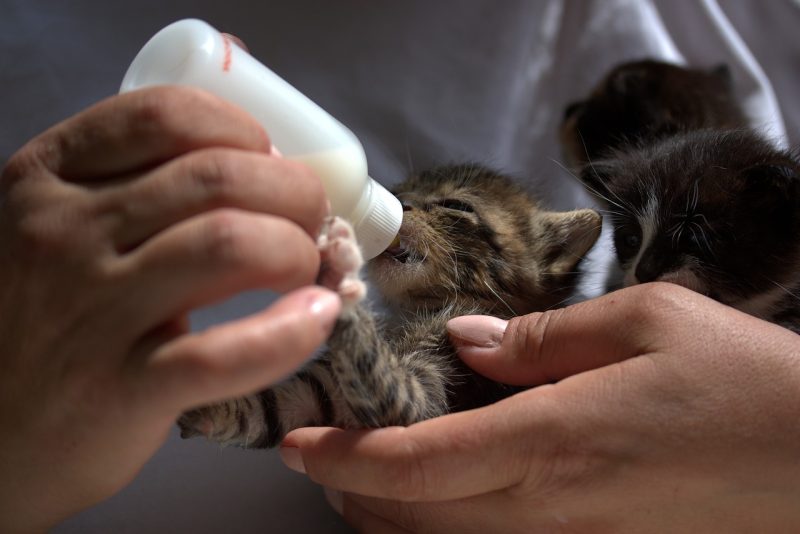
[1,1,797,532]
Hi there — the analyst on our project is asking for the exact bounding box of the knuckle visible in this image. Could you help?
[128,87,178,128]
[626,281,689,325]
[509,311,559,369]
[1,140,60,200]
[281,160,329,227]
[186,150,243,204]
[12,192,84,255]
[129,86,270,151]
[202,210,252,266]
[1,149,36,190]
[130,86,221,128]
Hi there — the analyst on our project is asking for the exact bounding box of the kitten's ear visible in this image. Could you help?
[539,209,603,274]
[710,63,733,88]
[610,66,649,94]
[743,164,800,209]
[579,161,616,202]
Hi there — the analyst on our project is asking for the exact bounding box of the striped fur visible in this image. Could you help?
[178,165,602,447]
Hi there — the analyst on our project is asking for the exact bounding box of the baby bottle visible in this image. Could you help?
[120,18,402,259]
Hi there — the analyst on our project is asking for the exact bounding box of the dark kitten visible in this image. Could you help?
[561,59,800,332]
[561,59,746,168]
[178,164,602,447]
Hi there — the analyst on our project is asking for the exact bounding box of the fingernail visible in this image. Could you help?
[279,446,306,474]
[308,290,342,331]
[269,144,283,157]
[446,315,507,348]
[324,487,343,515]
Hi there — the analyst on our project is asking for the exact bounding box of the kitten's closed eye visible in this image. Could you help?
[435,199,475,212]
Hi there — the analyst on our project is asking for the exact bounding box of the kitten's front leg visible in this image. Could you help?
[327,305,450,427]
[176,217,370,447]
[318,217,450,427]
[177,359,343,448]
[178,394,267,447]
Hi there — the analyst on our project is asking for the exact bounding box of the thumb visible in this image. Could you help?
[141,286,341,411]
[447,283,686,386]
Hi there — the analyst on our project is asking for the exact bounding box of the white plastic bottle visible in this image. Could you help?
[120,19,402,259]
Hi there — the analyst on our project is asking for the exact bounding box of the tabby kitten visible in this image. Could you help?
[561,59,800,332]
[179,164,601,447]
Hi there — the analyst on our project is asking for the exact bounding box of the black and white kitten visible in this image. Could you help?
[562,59,800,332]
[179,164,602,447]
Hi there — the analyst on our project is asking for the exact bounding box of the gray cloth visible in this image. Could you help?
[1,1,798,532]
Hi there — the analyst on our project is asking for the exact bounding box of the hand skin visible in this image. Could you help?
[0,86,341,533]
[281,283,800,533]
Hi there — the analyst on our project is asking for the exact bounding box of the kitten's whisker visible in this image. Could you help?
[428,237,459,283]
[767,278,800,302]
[482,279,516,316]
[404,135,416,175]
[549,157,630,214]
[597,207,628,217]
[689,221,716,259]
[544,294,575,311]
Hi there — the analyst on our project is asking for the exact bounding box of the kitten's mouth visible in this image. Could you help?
[384,243,412,263]
[381,234,417,264]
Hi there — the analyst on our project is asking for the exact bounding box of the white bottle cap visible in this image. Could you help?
[354,178,403,259]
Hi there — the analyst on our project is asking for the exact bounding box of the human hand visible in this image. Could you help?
[281,283,800,533]
[0,86,340,532]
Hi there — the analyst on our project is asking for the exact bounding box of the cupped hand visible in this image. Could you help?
[0,86,340,532]
[282,283,800,533]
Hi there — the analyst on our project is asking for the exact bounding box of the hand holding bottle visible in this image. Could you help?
[0,85,341,532]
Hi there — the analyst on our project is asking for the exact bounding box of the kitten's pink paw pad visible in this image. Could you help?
[317,216,366,308]
[328,239,363,272]
[339,279,367,303]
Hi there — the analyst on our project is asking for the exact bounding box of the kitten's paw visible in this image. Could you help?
[317,216,366,308]
[177,396,265,448]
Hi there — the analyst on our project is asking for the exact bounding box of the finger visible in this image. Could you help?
[281,392,552,501]
[336,492,413,534]
[30,86,271,180]
[342,491,519,534]
[120,208,320,328]
[140,286,341,410]
[448,282,694,386]
[102,148,327,250]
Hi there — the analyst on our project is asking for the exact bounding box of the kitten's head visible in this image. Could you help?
[582,130,800,310]
[561,59,745,168]
[367,164,601,317]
